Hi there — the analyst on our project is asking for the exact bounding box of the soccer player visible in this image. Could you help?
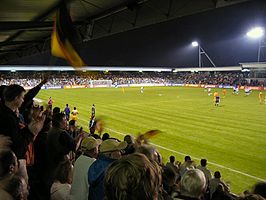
[71,107,78,121]
[91,104,96,118]
[213,91,220,106]
[64,104,70,121]
[244,86,251,96]
[207,87,212,96]
[141,86,144,93]
[222,89,227,97]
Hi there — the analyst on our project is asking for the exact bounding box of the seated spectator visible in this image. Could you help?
[70,137,102,200]
[162,166,178,197]
[209,171,230,199]
[135,145,157,162]
[175,169,206,200]
[88,139,127,200]
[253,182,266,198]
[53,107,61,115]
[50,160,73,200]
[179,156,192,177]
[123,134,136,155]
[104,153,161,200]
[211,183,234,200]
[102,133,110,141]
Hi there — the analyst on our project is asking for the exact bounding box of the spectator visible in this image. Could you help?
[46,113,81,187]
[104,153,161,200]
[50,160,73,200]
[166,155,179,176]
[102,133,110,141]
[0,84,45,183]
[209,171,230,199]
[175,169,206,200]
[197,159,212,184]
[70,137,102,200]
[4,175,29,200]
[88,138,127,200]
[53,107,61,115]
[123,134,135,155]
[253,182,266,199]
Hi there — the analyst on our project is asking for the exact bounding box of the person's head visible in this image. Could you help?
[41,117,52,133]
[180,169,206,199]
[81,137,102,158]
[135,145,157,162]
[66,104,68,107]
[104,153,161,200]
[5,175,29,200]
[52,112,67,129]
[214,171,221,179]
[73,107,76,110]
[200,159,207,167]
[102,133,110,141]
[68,120,76,129]
[100,139,127,160]
[124,135,134,144]
[54,160,73,184]
[0,150,18,179]
[253,182,266,198]
[52,107,60,114]
[170,156,175,163]
[185,155,191,162]
[3,85,25,109]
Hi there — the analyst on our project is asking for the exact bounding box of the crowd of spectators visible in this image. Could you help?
[0,78,266,200]
[0,71,266,87]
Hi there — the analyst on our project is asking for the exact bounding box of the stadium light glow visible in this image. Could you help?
[246,27,264,39]
[191,41,199,47]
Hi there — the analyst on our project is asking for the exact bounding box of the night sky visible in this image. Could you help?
[12,0,266,67]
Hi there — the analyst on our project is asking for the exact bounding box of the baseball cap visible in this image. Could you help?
[81,137,102,151]
[100,139,127,153]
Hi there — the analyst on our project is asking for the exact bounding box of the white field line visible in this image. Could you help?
[104,127,265,182]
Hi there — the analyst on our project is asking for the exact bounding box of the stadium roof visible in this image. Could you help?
[0,0,250,64]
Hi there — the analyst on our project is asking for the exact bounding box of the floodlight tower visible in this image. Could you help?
[191,41,216,67]
[246,27,265,62]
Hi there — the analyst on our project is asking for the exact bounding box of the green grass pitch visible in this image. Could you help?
[37,86,266,194]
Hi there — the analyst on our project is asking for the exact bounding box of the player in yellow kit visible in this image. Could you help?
[214,91,220,106]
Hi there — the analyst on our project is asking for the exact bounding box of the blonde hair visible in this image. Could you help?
[104,153,161,200]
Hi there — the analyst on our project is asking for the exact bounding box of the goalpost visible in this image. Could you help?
[89,80,112,88]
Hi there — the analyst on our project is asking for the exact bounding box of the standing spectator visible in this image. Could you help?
[70,137,102,200]
[50,160,74,200]
[46,113,82,188]
[88,139,127,200]
[166,156,179,176]
[197,159,212,185]
[0,84,45,183]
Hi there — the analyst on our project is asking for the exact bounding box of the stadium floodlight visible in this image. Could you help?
[246,27,264,39]
[247,27,266,62]
[191,41,199,47]
[191,41,216,68]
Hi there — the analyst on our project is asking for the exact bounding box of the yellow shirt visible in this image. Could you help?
[214,92,219,97]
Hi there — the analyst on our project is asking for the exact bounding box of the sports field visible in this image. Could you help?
[37,86,266,193]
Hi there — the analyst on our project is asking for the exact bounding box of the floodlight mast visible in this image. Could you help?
[247,27,265,62]
[191,41,216,67]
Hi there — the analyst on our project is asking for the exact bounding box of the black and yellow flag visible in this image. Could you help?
[51,2,85,67]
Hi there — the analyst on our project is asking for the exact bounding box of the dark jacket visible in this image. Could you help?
[0,104,34,159]
[88,154,115,200]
